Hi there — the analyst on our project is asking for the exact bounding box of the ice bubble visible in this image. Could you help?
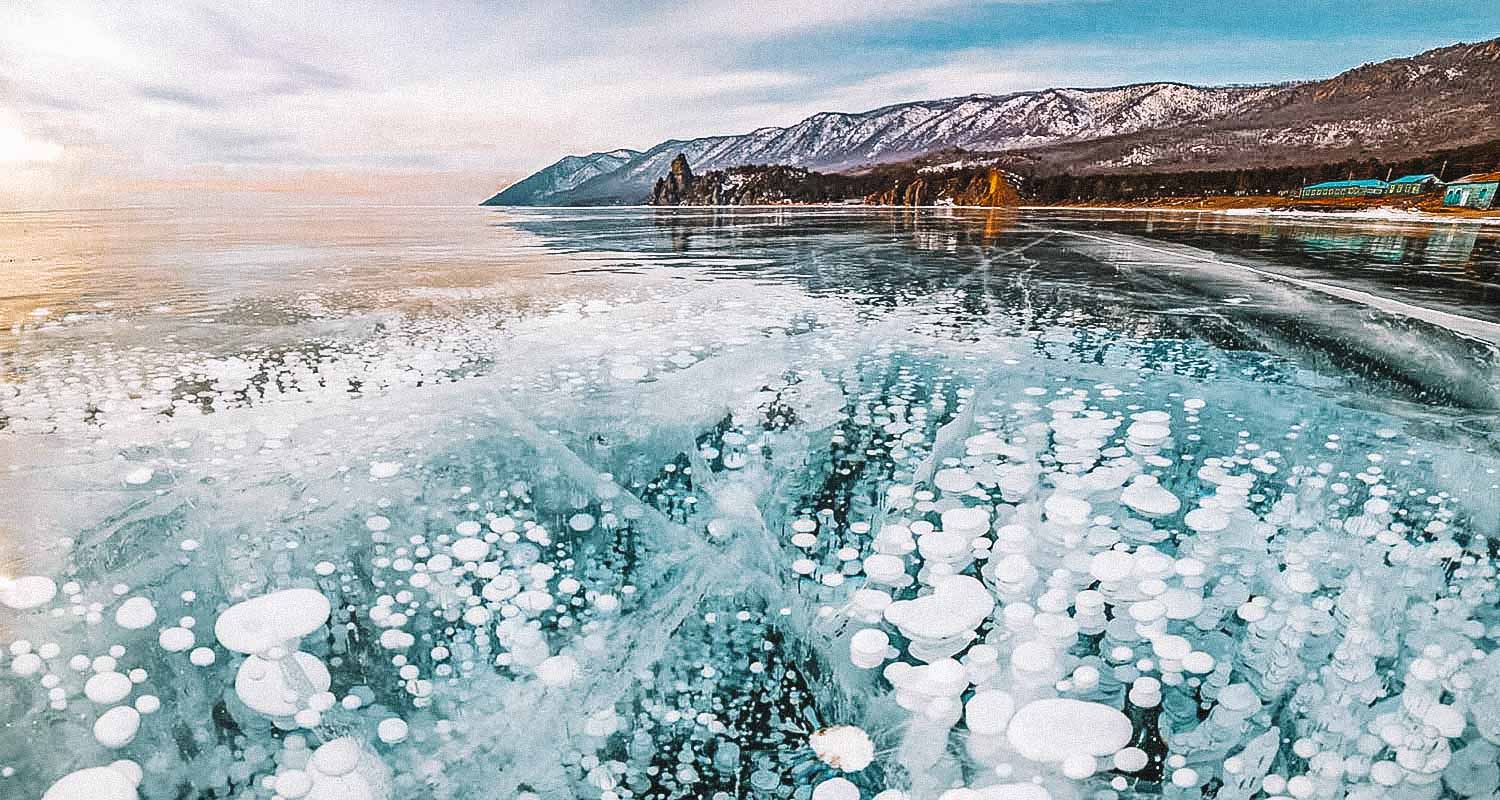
[934,468,977,494]
[0,575,58,610]
[536,654,580,687]
[850,589,891,622]
[277,770,314,798]
[481,574,520,602]
[42,766,139,800]
[1061,753,1096,779]
[114,597,156,630]
[85,671,133,705]
[93,705,141,748]
[809,725,875,771]
[1423,703,1466,738]
[863,554,908,585]
[812,777,860,800]
[1150,634,1192,662]
[889,658,970,712]
[514,590,553,615]
[1011,640,1058,681]
[883,574,993,649]
[311,737,362,776]
[158,627,194,652]
[450,537,489,562]
[368,461,400,479]
[941,506,991,535]
[1113,747,1148,772]
[568,513,596,532]
[1089,550,1134,583]
[378,629,413,649]
[1120,476,1180,518]
[1183,507,1229,533]
[917,531,969,565]
[1005,699,1132,762]
[1127,422,1171,447]
[123,467,154,485]
[305,737,390,800]
[850,629,890,669]
[11,652,43,676]
[234,652,331,716]
[215,588,331,654]
[376,717,409,745]
[1044,495,1091,527]
[964,689,1016,736]
[1181,651,1215,674]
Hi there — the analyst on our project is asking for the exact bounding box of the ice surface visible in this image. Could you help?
[3,207,1500,799]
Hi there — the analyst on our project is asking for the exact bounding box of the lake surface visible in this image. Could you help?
[3,206,1500,800]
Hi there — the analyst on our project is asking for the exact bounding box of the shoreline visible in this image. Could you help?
[492,201,1500,225]
[1028,203,1500,226]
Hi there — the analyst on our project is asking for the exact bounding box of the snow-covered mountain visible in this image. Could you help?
[484,37,1500,205]
[1018,37,1500,175]
[485,83,1263,205]
[481,148,640,206]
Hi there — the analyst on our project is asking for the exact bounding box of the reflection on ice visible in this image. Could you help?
[3,208,1500,800]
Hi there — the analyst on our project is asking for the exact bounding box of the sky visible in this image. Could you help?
[2,0,1497,208]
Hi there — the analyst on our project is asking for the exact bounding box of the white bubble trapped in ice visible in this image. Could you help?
[93,705,142,748]
[43,765,140,800]
[113,597,156,630]
[1,575,57,610]
[1005,699,1131,762]
[810,726,875,771]
[214,588,331,654]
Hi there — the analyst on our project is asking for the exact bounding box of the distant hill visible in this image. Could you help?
[483,36,1500,206]
[481,148,640,205]
[1008,38,1500,175]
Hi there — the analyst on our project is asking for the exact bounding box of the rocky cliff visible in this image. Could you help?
[863,168,1021,207]
[650,154,697,204]
[648,155,1020,207]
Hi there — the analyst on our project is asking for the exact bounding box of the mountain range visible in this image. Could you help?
[483,37,1500,206]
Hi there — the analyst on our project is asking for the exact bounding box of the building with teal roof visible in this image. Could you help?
[1386,174,1443,195]
[1443,173,1500,210]
[1299,179,1388,199]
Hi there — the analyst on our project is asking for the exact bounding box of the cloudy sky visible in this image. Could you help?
[2,0,1496,207]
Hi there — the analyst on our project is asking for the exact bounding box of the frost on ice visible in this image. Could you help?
[3,218,1500,800]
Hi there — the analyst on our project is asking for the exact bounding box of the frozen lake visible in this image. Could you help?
[3,206,1500,800]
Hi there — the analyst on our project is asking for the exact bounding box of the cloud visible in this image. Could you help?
[0,0,1492,207]
[139,85,222,109]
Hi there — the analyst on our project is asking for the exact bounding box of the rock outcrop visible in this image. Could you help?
[650,155,697,205]
[648,155,1021,207]
[864,169,1021,207]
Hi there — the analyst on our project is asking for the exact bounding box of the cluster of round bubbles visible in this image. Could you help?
[4,289,1500,800]
[778,380,1500,800]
